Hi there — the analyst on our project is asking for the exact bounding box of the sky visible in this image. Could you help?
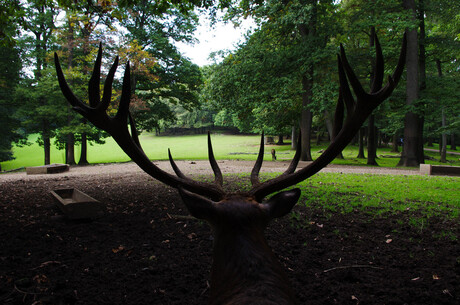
[175,14,256,66]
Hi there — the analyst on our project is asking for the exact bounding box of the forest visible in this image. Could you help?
[1,0,459,171]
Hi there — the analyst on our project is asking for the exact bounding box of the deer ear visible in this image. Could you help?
[178,188,217,220]
[265,188,301,219]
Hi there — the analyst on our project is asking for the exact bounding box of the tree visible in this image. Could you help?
[117,1,203,133]
[0,44,24,170]
[54,4,114,165]
[398,0,423,166]
[17,0,59,165]
[0,0,24,47]
[209,0,339,160]
[338,0,412,165]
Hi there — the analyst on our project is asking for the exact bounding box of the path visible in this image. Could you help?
[424,148,460,155]
[0,160,420,183]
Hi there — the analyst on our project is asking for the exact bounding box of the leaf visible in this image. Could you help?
[112,245,125,253]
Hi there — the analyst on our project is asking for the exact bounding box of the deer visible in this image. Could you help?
[54,32,406,305]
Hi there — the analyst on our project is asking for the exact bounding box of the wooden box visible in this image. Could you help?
[50,188,104,219]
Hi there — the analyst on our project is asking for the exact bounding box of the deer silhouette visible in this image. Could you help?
[55,32,406,305]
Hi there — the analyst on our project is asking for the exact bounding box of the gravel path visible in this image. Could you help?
[0,160,420,182]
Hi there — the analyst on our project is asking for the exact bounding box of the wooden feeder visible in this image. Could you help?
[50,188,105,219]
[26,163,69,175]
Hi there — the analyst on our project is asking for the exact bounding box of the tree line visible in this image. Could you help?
[1,0,459,170]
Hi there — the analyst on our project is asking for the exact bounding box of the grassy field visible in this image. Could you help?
[1,133,459,171]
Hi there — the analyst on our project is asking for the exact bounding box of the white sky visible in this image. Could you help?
[175,14,256,66]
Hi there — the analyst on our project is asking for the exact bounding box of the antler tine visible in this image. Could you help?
[339,44,369,103]
[370,32,384,93]
[337,54,356,119]
[99,55,119,112]
[208,132,223,187]
[54,52,88,112]
[375,33,407,101]
[283,131,302,175]
[88,43,102,107]
[114,61,131,124]
[332,92,345,140]
[128,112,142,150]
[251,133,265,186]
[168,149,187,179]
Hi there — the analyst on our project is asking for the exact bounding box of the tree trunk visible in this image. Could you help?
[300,75,313,161]
[367,115,378,165]
[277,134,284,145]
[65,18,76,165]
[427,137,433,147]
[440,108,447,163]
[367,28,378,165]
[357,128,365,158]
[323,111,333,142]
[65,134,76,165]
[79,132,89,165]
[298,3,317,162]
[398,0,423,167]
[316,127,321,145]
[391,133,399,153]
[291,127,298,150]
[43,132,51,165]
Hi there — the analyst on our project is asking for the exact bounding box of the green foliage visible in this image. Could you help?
[0,0,24,47]
[207,0,340,135]
[0,44,24,163]
[117,1,204,131]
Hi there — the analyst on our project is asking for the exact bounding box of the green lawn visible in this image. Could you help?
[1,133,459,171]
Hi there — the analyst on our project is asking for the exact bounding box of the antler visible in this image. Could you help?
[248,32,407,202]
[54,46,225,201]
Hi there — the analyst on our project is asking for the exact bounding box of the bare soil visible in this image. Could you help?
[0,161,458,304]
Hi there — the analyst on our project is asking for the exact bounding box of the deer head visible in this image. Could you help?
[55,32,406,304]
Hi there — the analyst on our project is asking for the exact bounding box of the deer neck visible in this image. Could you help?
[208,226,296,305]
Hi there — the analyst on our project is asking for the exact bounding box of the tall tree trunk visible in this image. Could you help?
[440,108,447,163]
[417,1,426,164]
[66,106,76,165]
[367,27,378,165]
[434,58,447,163]
[367,115,378,165]
[43,120,51,165]
[79,124,89,165]
[298,2,317,162]
[66,16,76,165]
[391,133,399,153]
[79,133,89,165]
[291,126,298,150]
[300,74,313,161]
[357,128,365,158]
[398,0,422,167]
[323,110,333,142]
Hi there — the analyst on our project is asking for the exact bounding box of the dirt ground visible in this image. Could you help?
[0,162,458,304]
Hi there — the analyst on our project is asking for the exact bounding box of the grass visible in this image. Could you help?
[294,173,460,218]
[276,172,459,236]
[1,133,459,171]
